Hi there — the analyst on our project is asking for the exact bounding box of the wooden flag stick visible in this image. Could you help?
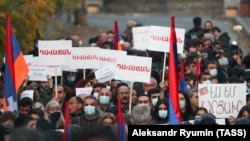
[83,69,85,79]
[55,67,58,99]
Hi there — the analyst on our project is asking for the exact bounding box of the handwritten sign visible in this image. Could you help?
[28,66,50,81]
[75,87,93,96]
[95,65,115,83]
[25,56,62,76]
[132,26,149,51]
[38,40,72,65]
[20,90,34,100]
[198,84,246,118]
[115,55,152,83]
[71,47,100,69]
[148,26,185,54]
[98,48,127,68]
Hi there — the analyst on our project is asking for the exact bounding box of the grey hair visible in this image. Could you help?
[132,104,151,124]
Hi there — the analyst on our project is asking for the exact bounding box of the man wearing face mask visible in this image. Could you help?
[198,72,212,84]
[147,88,161,109]
[98,88,113,116]
[71,95,100,130]
[63,71,78,93]
[215,52,229,83]
[204,60,218,78]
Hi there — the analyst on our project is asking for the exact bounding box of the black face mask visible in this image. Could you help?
[50,112,61,123]
[4,123,15,134]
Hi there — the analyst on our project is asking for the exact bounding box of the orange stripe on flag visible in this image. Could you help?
[14,54,29,93]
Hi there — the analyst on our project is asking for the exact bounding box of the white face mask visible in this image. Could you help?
[151,98,158,107]
[158,110,168,119]
[93,92,99,100]
[209,69,218,77]
[179,100,186,109]
[202,80,212,84]
[0,109,3,113]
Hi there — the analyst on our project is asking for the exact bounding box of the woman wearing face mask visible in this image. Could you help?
[152,98,169,125]
[179,91,193,122]
[44,100,65,129]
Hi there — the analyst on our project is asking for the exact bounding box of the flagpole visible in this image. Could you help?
[162,52,167,82]
[129,81,134,113]
[83,69,85,79]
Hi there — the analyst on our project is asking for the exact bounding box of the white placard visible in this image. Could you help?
[132,26,149,51]
[215,118,226,125]
[75,87,93,96]
[38,40,72,65]
[98,48,127,68]
[115,55,152,83]
[148,26,185,54]
[71,47,100,69]
[26,56,62,76]
[61,65,77,72]
[198,83,246,118]
[20,90,34,100]
[95,65,115,83]
[28,66,50,81]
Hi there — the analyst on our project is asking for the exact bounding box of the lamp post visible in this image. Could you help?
[233,24,243,57]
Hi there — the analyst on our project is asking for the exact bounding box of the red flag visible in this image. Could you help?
[113,20,123,51]
[117,97,127,141]
[4,13,29,114]
[63,101,70,141]
[168,16,182,125]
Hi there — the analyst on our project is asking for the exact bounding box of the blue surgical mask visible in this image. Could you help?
[67,76,76,83]
[84,105,95,116]
[218,57,229,66]
[158,110,168,119]
[202,80,212,84]
[99,96,109,105]
[93,92,99,100]
[151,98,158,107]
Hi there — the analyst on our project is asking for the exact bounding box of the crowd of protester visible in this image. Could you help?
[0,16,250,141]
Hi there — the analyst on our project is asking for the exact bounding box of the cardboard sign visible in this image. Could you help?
[148,26,185,54]
[75,87,93,96]
[71,47,100,69]
[20,90,34,100]
[115,55,152,83]
[132,26,149,51]
[28,66,50,81]
[95,65,115,83]
[98,48,127,68]
[198,83,246,118]
[38,40,72,65]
